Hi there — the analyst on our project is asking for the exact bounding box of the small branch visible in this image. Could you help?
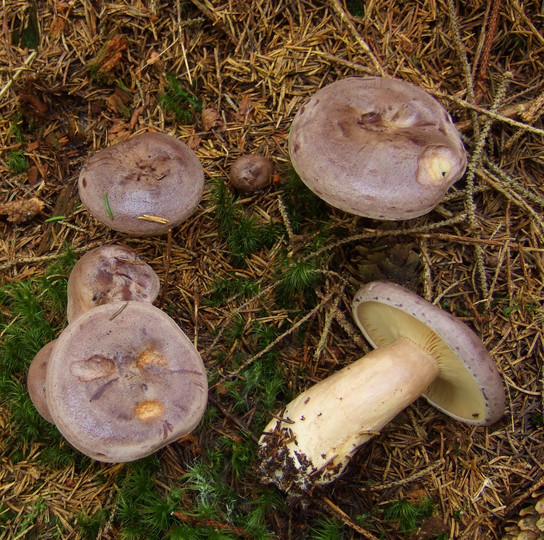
[0,50,38,100]
[430,91,544,137]
[319,496,381,540]
[419,237,433,301]
[189,0,239,46]
[96,489,121,540]
[0,245,93,272]
[504,475,544,515]
[312,283,345,367]
[446,0,479,135]
[308,214,468,261]
[463,71,512,297]
[328,0,384,77]
[277,195,295,244]
[334,308,369,351]
[224,289,338,380]
[504,88,544,149]
[483,156,544,208]
[370,459,445,491]
[477,169,544,243]
[203,283,276,359]
[208,395,259,443]
[416,231,544,253]
[475,0,502,101]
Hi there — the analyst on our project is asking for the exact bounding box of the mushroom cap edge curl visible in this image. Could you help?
[78,132,205,236]
[258,281,505,493]
[27,339,57,424]
[66,244,160,323]
[352,281,506,425]
[288,76,467,220]
[46,301,208,463]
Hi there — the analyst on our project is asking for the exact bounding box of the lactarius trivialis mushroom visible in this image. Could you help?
[78,132,204,235]
[67,244,160,323]
[27,340,57,424]
[229,154,273,193]
[46,301,207,462]
[288,77,467,220]
[259,281,505,493]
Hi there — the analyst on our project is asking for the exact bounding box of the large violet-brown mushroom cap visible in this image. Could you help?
[67,244,160,323]
[46,301,208,462]
[78,132,205,235]
[27,340,57,424]
[352,281,505,425]
[289,77,467,220]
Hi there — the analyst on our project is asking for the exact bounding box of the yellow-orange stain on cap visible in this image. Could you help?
[134,400,164,420]
[136,349,167,368]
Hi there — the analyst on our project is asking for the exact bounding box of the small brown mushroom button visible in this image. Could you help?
[66,244,160,323]
[259,281,505,493]
[229,154,273,193]
[27,340,57,424]
[46,301,208,462]
[78,132,205,235]
[289,76,467,220]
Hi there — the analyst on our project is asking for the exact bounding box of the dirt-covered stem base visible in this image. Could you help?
[258,337,439,493]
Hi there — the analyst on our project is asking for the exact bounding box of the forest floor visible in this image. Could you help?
[0,1,543,539]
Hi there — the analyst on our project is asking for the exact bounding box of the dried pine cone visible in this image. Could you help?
[502,493,544,540]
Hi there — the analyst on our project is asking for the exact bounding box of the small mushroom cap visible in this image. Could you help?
[46,301,208,462]
[27,340,57,424]
[78,132,205,235]
[229,154,273,192]
[352,281,505,425]
[67,244,160,323]
[289,76,467,220]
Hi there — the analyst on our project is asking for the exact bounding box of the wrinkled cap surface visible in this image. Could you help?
[67,244,160,322]
[352,281,505,425]
[289,77,467,220]
[229,154,273,192]
[78,132,204,235]
[46,301,208,462]
[27,340,57,424]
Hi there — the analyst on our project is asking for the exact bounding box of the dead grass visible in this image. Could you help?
[0,0,543,538]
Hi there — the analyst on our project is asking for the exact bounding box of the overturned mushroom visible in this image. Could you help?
[78,132,204,235]
[229,154,273,193]
[289,76,467,220]
[46,301,208,462]
[259,281,505,493]
[27,340,57,424]
[67,244,160,322]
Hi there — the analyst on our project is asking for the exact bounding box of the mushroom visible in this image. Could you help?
[78,132,205,235]
[258,281,505,493]
[288,76,467,220]
[229,154,273,193]
[46,301,208,462]
[27,340,57,424]
[67,244,160,323]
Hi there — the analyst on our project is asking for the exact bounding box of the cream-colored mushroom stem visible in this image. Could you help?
[259,336,439,491]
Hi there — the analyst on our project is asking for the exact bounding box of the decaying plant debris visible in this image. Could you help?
[0,1,543,538]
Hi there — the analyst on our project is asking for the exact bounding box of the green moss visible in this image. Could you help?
[159,75,202,124]
[12,1,40,50]
[210,178,281,266]
[345,0,365,17]
[384,497,436,535]
[279,163,327,233]
[7,150,28,174]
[205,275,261,306]
[0,246,76,455]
